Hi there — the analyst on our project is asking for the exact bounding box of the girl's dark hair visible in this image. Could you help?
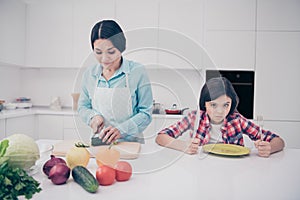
[199,77,239,115]
[90,20,126,52]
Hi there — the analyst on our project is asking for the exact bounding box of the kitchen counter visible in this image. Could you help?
[0,106,183,120]
[29,140,300,200]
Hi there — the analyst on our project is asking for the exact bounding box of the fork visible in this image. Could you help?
[257,115,264,141]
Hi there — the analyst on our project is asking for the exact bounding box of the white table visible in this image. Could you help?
[29,140,300,200]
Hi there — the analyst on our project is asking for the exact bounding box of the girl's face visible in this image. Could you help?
[205,95,232,124]
[93,39,122,70]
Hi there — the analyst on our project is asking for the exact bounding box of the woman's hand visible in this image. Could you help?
[99,126,121,144]
[90,115,104,133]
[185,138,200,155]
[254,140,272,157]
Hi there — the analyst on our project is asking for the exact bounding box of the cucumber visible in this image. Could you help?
[72,166,99,193]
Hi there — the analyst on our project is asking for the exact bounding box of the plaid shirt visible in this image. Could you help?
[158,110,279,146]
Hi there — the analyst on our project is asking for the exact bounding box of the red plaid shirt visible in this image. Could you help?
[158,110,279,146]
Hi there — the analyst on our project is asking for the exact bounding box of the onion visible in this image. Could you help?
[48,163,70,185]
[43,155,66,177]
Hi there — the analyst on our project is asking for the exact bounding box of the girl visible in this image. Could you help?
[155,77,285,157]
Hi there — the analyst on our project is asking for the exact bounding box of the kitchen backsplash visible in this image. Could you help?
[0,65,204,111]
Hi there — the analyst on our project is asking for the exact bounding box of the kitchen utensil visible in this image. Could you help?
[165,104,189,115]
[202,143,250,157]
[52,140,141,159]
[257,115,264,141]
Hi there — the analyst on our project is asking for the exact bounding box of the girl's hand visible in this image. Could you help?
[185,138,200,155]
[99,126,121,144]
[90,115,104,133]
[254,140,272,157]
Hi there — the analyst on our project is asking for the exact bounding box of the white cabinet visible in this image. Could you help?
[255,32,300,121]
[6,115,36,139]
[158,0,204,70]
[0,119,5,140]
[257,0,300,31]
[37,115,63,140]
[115,0,159,68]
[0,0,26,65]
[203,0,256,70]
[72,0,115,68]
[26,0,73,68]
[63,115,91,142]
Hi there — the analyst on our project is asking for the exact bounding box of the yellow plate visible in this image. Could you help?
[202,143,250,156]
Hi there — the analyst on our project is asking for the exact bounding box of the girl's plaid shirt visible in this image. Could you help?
[157,110,279,146]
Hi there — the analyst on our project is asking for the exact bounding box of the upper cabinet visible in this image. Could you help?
[157,0,204,70]
[26,0,73,68]
[0,0,26,66]
[257,0,300,31]
[203,0,256,70]
[115,0,159,69]
[25,0,115,68]
[72,0,115,68]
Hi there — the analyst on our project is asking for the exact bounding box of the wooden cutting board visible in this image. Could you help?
[52,140,141,159]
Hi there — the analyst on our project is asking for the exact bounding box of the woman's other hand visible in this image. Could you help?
[185,138,200,155]
[90,115,104,133]
[99,126,121,144]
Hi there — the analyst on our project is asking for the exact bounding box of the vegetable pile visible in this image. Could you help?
[0,136,42,199]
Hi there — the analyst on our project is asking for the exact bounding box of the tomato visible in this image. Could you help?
[95,165,116,186]
[115,161,132,181]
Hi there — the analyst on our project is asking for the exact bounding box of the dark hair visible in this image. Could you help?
[199,77,239,115]
[90,20,126,52]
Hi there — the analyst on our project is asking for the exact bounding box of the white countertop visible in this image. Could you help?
[0,106,183,120]
[28,140,300,200]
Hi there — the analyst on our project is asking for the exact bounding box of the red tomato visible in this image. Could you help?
[95,165,116,186]
[115,161,132,181]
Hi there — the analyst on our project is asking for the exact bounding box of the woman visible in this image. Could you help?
[78,20,153,144]
[156,77,285,157]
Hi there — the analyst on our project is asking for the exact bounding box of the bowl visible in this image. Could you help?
[4,103,17,110]
[28,142,54,175]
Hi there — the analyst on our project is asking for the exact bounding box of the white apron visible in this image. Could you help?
[92,73,143,143]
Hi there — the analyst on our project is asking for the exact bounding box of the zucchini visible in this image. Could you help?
[72,166,99,193]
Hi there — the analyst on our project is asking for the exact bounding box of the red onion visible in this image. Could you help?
[48,163,70,185]
[43,155,66,177]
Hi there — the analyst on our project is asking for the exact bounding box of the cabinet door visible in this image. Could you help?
[255,32,300,121]
[63,115,91,142]
[115,0,159,68]
[0,0,26,65]
[0,119,5,140]
[6,115,35,139]
[72,0,115,68]
[38,115,63,140]
[158,0,204,70]
[26,0,72,68]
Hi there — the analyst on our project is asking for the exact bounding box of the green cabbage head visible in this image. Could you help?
[1,134,40,170]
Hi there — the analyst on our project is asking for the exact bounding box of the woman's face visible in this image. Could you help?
[93,39,122,70]
[205,95,232,124]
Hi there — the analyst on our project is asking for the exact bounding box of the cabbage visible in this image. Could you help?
[1,134,40,170]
